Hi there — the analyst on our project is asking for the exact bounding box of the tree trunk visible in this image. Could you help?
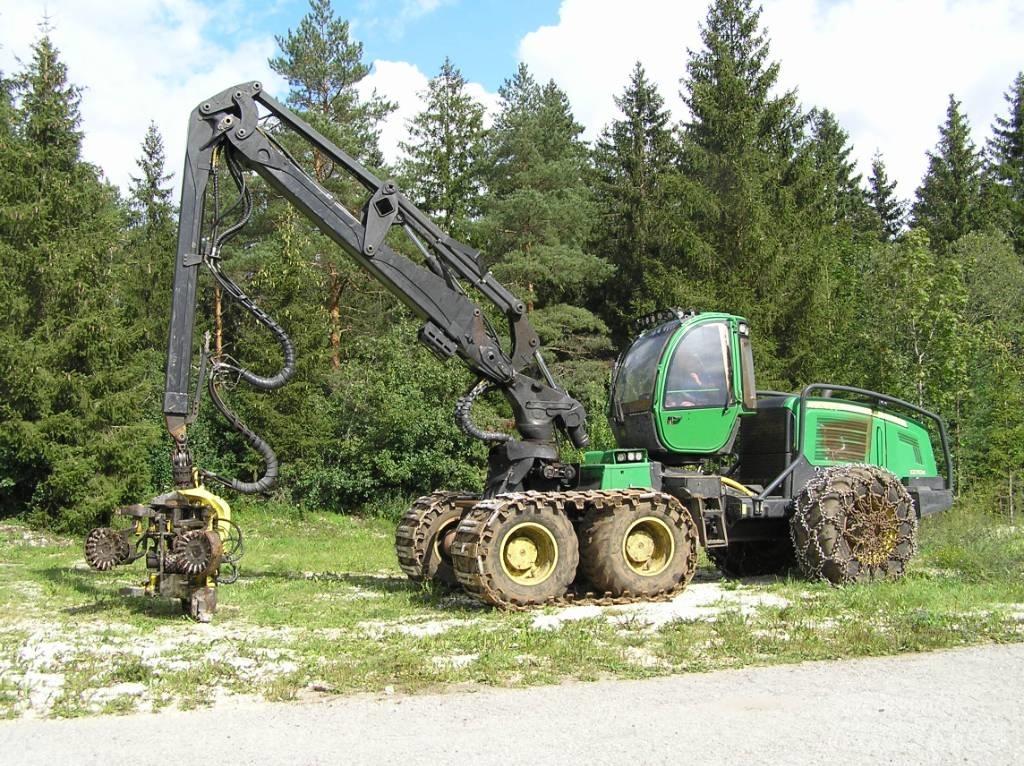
[327,263,345,369]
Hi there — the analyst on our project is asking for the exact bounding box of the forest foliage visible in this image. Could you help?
[2,0,1024,531]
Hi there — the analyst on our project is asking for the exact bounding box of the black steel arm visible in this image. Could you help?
[163,81,588,494]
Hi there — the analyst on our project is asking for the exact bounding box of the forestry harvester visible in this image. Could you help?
[84,83,953,620]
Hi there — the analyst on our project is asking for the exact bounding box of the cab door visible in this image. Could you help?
[655,319,743,454]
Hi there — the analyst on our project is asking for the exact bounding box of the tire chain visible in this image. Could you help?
[791,464,917,584]
[395,491,476,582]
[449,489,698,611]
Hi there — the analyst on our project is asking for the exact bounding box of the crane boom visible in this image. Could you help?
[164,81,588,497]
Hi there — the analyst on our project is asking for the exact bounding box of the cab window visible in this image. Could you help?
[663,322,731,409]
[611,323,674,415]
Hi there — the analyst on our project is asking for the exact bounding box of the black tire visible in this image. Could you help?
[395,491,475,587]
[708,538,795,578]
[578,492,698,597]
[791,465,917,585]
[451,493,579,607]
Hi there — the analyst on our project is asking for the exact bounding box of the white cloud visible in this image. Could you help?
[359,59,430,163]
[764,0,1023,197]
[0,1,496,196]
[519,0,1024,198]
[0,0,285,197]
[4,1,1018,204]
[519,0,702,144]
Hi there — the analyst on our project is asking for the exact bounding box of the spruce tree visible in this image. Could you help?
[1,32,162,530]
[0,70,25,242]
[678,0,805,384]
[867,151,906,241]
[912,94,983,250]
[0,70,14,135]
[397,58,486,240]
[125,122,176,344]
[804,108,868,228]
[15,33,82,176]
[6,32,88,247]
[986,72,1024,254]
[592,62,680,340]
[128,121,174,229]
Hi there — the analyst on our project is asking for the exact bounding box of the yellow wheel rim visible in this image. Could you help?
[622,517,675,577]
[500,522,558,586]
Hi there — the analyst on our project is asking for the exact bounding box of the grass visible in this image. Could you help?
[0,492,1021,718]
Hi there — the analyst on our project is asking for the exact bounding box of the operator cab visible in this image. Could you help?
[610,310,757,462]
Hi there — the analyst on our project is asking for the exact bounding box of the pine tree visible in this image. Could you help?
[397,58,486,240]
[592,62,680,340]
[269,0,395,171]
[867,152,906,240]
[486,64,543,199]
[913,94,983,250]
[213,0,492,505]
[986,72,1024,254]
[266,0,397,369]
[479,64,611,392]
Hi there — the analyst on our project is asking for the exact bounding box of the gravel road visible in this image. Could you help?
[3,643,1021,765]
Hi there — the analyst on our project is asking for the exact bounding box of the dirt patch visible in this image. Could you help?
[532,582,790,631]
[0,524,72,548]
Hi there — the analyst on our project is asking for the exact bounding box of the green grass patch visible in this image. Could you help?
[0,489,1021,719]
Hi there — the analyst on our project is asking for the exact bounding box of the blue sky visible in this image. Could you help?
[249,0,561,91]
[1,0,1022,201]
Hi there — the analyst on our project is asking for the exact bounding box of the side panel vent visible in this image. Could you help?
[898,432,923,464]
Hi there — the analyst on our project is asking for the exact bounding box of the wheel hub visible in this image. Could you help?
[432,519,460,564]
[500,522,558,586]
[625,530,655,562]
[622,517,674,577]
[845,494,899,566]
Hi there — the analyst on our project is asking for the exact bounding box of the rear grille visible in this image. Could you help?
[813,416,870,462]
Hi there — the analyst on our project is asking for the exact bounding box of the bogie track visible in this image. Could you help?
[396,489,700,610]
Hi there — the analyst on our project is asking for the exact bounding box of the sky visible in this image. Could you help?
[1,0,1021,204]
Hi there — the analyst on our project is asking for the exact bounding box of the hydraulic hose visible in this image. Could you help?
[206,149,296,391]
[195,146,291,493]
[455,379,511,443]
[205,262,296,391]
[201,370,279,494]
